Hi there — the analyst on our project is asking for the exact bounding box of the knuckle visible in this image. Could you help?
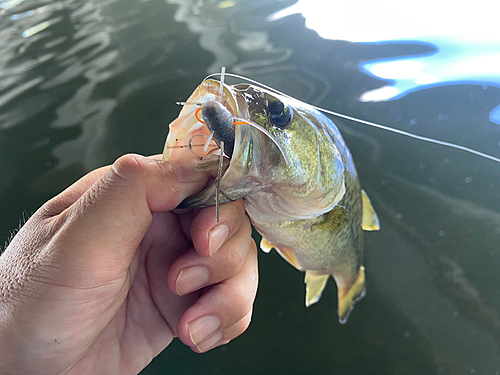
[40,197,65,219]
[239,219,253,241]
[240,310,252,332]
[228,198,245,213]
[226,287,254,318]
[111,154,144,182]
[222,311,252,342]
[219,200,245,224]
[225,248,245,275]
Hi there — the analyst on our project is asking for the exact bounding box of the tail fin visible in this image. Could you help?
[335,266,366,324]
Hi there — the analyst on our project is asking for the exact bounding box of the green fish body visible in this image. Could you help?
[163,79,380,323]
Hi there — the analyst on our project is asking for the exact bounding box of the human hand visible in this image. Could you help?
[0,154,258,375]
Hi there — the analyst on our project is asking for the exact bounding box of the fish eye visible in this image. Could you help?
[268,101,292,128]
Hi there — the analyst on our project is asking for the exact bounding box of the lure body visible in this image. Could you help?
[201,101,235,158]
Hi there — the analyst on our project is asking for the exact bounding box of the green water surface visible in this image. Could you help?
[1,0,499,374]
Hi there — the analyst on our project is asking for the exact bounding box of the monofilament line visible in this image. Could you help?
[216,140,224,223]
[204,132,214,152]
[176,101,203,106]
[219,67,226,103]
[203,72,500,164]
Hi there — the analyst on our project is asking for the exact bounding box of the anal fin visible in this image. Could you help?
[361,190,380,231]
[305,271,329,307]
[335,266,366,324]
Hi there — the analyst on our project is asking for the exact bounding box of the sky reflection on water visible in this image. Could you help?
[271,0,500,124]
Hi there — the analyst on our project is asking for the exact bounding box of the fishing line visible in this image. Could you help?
[204,72,500,164]
[204,132,214,152]
[176,101,203,106]
[180,80,290,164]
[219,66,226,103]
[216,140,224,223]
[232,117,290,165]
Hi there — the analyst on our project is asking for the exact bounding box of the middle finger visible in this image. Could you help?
[166,206,252,296]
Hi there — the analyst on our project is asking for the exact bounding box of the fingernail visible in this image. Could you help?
[188,315,221,346]
[197,332,223,352]
[208,225,229,256]
[175,266,209,295]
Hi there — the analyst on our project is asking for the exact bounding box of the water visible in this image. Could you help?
[1,0,499,374]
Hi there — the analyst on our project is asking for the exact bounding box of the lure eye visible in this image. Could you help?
[268,101,292,128]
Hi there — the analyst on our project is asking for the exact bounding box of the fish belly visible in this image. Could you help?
[251,202,365,323]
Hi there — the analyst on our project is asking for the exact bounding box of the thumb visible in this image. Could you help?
[46,154,209,271]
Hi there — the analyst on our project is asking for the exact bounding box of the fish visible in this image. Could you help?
[162,77,381,323]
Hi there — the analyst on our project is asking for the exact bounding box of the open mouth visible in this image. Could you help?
[163,79,288,171]
[163,79,290,210]
[162,80,256,209]
[163,79,254,210]
[163,79,241,164]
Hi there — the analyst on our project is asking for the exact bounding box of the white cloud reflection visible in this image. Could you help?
[269,0,500,124]
[269,0,499,43]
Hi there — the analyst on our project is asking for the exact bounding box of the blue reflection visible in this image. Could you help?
[358,39,500,124]
[11,9,34,19]
[269,0,500,125]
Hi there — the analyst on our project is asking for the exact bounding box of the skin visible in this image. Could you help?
[0,154,258,375]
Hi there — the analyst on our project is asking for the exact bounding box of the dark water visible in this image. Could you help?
[1,0,500,374]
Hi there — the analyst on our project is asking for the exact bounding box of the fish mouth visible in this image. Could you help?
[162,79,242,162]
[163,80,262,208]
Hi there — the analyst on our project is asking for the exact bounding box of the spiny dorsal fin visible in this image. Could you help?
[305,271,329,307]
[361,189,380,231]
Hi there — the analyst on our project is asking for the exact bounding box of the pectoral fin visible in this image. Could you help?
[361,190,380,231]
[260,237,274,253]
[305,271,329,307]
[178,175,264,209]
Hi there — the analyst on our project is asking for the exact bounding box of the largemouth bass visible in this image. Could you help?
[162,79,380,323]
